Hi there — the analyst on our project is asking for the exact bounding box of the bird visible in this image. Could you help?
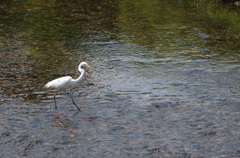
[44,62,91,111]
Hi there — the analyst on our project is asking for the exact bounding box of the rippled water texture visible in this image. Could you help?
[0,0,240,157]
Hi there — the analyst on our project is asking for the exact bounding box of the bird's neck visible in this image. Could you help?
[72,69,85,85]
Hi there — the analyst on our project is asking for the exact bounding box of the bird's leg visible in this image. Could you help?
[54,93,57,110]
[70,94,81,111]
[68,88,81,111]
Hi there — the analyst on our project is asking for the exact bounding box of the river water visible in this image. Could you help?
[0,0,240,157]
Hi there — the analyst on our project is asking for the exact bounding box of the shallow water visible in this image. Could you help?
[1,0,240,157]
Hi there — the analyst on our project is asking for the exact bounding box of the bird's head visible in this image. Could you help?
[79,62,91,71]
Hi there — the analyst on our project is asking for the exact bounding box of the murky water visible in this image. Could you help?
[1,0,240,157]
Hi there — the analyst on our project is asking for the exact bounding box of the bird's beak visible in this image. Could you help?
[86,64,91,69]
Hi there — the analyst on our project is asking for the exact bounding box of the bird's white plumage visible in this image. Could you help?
[44,62,91,90]
[44,76,73,89]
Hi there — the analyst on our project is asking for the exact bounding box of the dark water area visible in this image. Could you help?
[0,0,240,157]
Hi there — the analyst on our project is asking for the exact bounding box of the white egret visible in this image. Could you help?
[44,62,91,111]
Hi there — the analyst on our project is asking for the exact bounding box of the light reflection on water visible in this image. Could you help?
[83,39,239,108]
